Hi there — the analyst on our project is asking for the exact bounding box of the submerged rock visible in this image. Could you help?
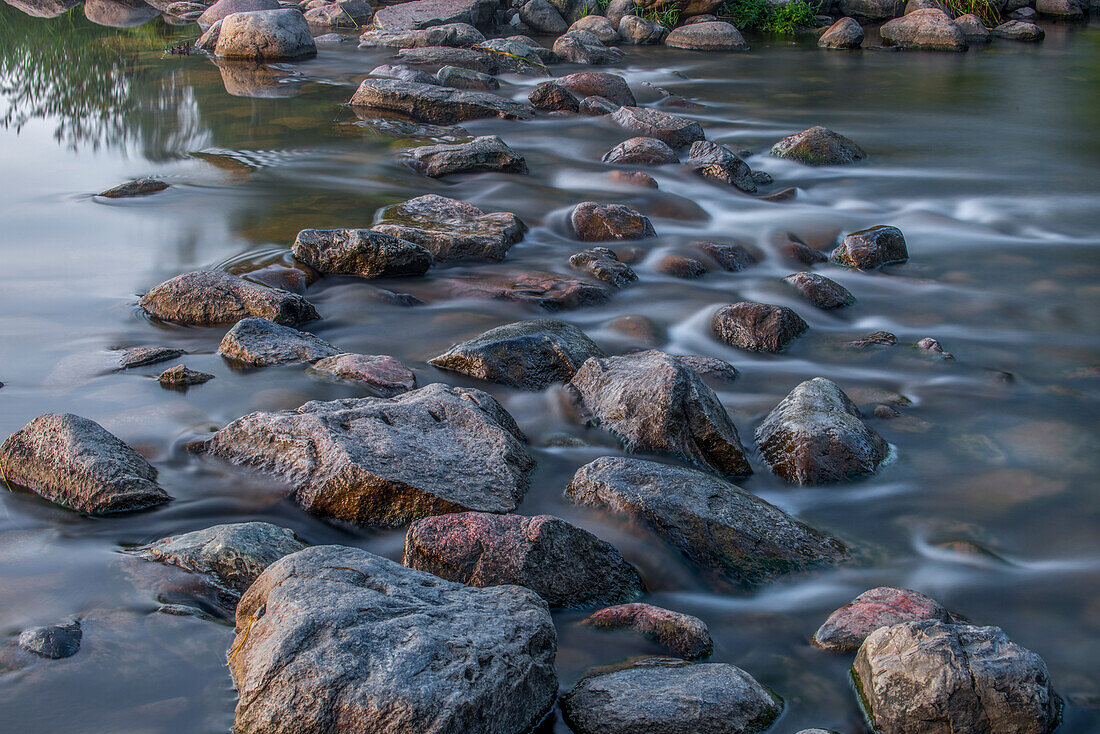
[197,383,534,526]
[695,240,758,271]
[309,353,416,396]
[664,20,748,51]
[0,413,170,514]
[687,140,756,192]
[440,272,610,310]
[218,318,340,367]
[845,330,898,349]
[553,29,626,64]
[567,350,752,475]
[582,603,712,659]
[214,9,317,61]
[371,0,498,30]
[819,16,864,48]
[403,512,642,607]
[429,319,606,390]
[712,301,808,352]
[657,253,708,278]
[358,22,485,48]
[784,272,856,309]
[98,177,168,198]
[349,79,532,124]
[556,71,636,106]
[879,9,968,51]
[770,126,866,166]
[19,621,82,659]
[117,346,184,369]
[755,377,890,484]
[611,105,705,148]
[830,225,908,270]
[139,270,318,326]
[603,136,679,165]
[229,545,557,734]
[853,620,1059,734]
[916,336,954,360]
[292,229,431,278]
[569,247,638,288]
[404,135,528,177]
[158,364,215,387]
[571,202,657,241]
[813,586,953,651]
[372,194,526,262]
[992,19,1045,41]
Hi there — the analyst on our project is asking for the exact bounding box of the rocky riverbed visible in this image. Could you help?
[0,0,1098,731]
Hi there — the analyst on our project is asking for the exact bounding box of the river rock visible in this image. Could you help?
[581,94,620,115]
[396,46,502,74]
[198,0,276,26]
[372,194,526,262]
[611,105,704,148]
[214,9,317,60]
[117,346,184,369]
[845,330,897,349]
[687,140,756,192]
[309,353,416,396]
[437,65,498,90]
[568,350,752,475]
[838,0,904,19]
[819,16,864,47]
[568,13,620,42]
[657,253,707,278]
[582,603,712,659]
[665,20,748,50]
[676,354,738,381]
[712,301,808,352]
[370,63,440,85]
[196,18,222,50]
[304,0,371,27]
[134,522,306,593]
[784,272,855,309]
[441,272,610,310]
[229,545,558,734]
[83,0,159,26]
[916,336,954,360]
[695,240,758,271]
[158,365,215,387]
[853,620,1059,734]
[954,13,990,43]
[992,19,1045,40]
[198,383,534,526]
[603,136,678,165]
[520,0,568,32]
[556,71,636,106]
[830,225,908,269]
[98,177,168,198]
[404,135,527,177]
[292,229,431,278]
[1036,0,1085,18]
[140,270,318,326]
[569,247,638,287]
[19,621,82,659]
[571,201,656,241]
[529,82,581,111]
[553,30,626,64]
[403,512,642,606]
[372,0,498,30]
[217,318,340,367]
[430,319,606,389]
[813,586,953,651]
[879,9,968,51]
[4,0,81,18]
[618,15,665,43]
[349,79,532,125]
[358,22,485,47]
[771,125,866,165]
[756,377,890,484]
[0,413,170,514]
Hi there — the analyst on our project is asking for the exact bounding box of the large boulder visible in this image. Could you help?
[567,457,848,585]
[4,0,80,18]
[349,79,533,125]
[813,586,953,651]
[687,140,756,192]
[611,105,705,148]
[83,0,159,27]
[561,658,781,734]
[0,413,170,514]
[1035,0,1085,18]
[818,16,865,48]
[879,9,968,51]
[582,603,712,659]
[770,126,866,165]
[229,545,558,734]
[403,135,528,177]
[218,318,340,367]
[372,0,498,30]
[214,9,317,60]
[553,30,626,64]
[664,21,748,51]
[429,319,606,390]
[755,377,890,485]
[567,350,752,476]
[603,136,679,165]
[358,22,485,48]
[292,229,431,278]
[837,0,904,20]
[784,271,855,309]
[853,620,1060,734]
[568,13,621,42]
[196,383,535,527]
[198,0,277,27]
[711,301,808,352]
[571,202,657,241]
[403,512,642,607]
[372,194,526,262]
[954,13,991,43]
[556,71,636,106]
[830,225,908,270]
[520,0,569,32]
[139,270,318,326]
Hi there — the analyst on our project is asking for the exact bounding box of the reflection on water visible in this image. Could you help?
[0,3,1098,732]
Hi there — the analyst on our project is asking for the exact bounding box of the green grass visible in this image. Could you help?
[631,3,683,28]
[943,0,1000,26]
[718,0,820,34]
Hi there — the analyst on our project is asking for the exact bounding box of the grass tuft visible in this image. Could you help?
[718,0,820,34]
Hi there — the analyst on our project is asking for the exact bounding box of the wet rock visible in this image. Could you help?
[529,82,581,112]
[561,658,780,734]
[712,301,807,353]
[83,0,159,26]
[582,603,712,659]
[603,136,679,165]
[404,135,527,177]
[98,177,168,198]
[441,272,610,310]
[569,247,638,288]
[520,0,568,32]
[838,0,904,20]
[349,79,532,125]
[478,37,548,68]
[396,46,502,74]
[553,30,626,64]
[292,229,431,278]
[916,336,954,360]
[568,13,620,42]
[437,65,498,90]
[611,105,705,148]
[853,620,1059,734]
[218,318,340,367]
[140,270,318,327]
[567,457,849,585]
[845,330,897,349]
[429,319,606,390]
[229,545,557,734]
[198,0,277,27]
[557,71,636,106]
[309,353,416,396]
[581,94,621,115]
[196,18,222,50]
[605,0,635,23]
[695,240,758,271]
[813,586,952,651]
[504,35,555,64]
[664,20,748,51]
[240,263,315,294]
[954,13,990,43]
[751,170,772,185]
[830,225,908,270]
[771,125,866,165]
[879,9,968,51]
[0,413,170,514]
[117,346,184,369]
[4,0,80,18]
[676,354,738,381]
[198,383,534,526]
[606,314,664,346]
[785,272,855,309]
[358,22,485,48]
[657,253,708,278]
[618,14,665,43]
[1036,0,1085,18]
[687,140,756,192]
[304,0,371,27]
[370,63,440,85]
[403,512,642,607]
[158,365,215,387]
[568,350,752,475]
[371,0,498,31]
[19,621,82,659]
[372,194,526,262]
[571,201,656,241]
[134,522,306,593]
[992,19,1045,40]
[779,237,829,264]
[755,377,890,484]
[1009,5,1038,19]
[610,170,658,186]
[215,9,317,60]
[819,16,865,47]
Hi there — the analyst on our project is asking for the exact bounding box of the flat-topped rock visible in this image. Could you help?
[214,9,317,61]
[830,225,908,269]
[687,140,756,192]
[814,586,953,651]
[440,271,611,310]
[784,271,855,309]
[569,247,638,288]
[292,228,431,278]
[819,16,864,48]
[218,318,340,367]
[404,135,528,177]
[582,603,712,659]
[371,0,498,31]
[358,22,485,48]
[571,201,656,241]
[880,8,968,51]
[664,20,748,51]
[139,270,318,326]
[309,353,416,396]
[556,71,636,106]
[770,125,866,165]
[0,413,170,514]
[117,345,184,369]
[372,194,526,262]
[567,457,849,585]
[349,78,533,125]
[430,319,606,390]
[611,105,705,148]
[197,383,534,526]
[395,46,500,74]
[712,301,808,352]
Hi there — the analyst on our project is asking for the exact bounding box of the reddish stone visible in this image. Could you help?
[582,602,713,659]
[440,272,610,310]
[813,586,952,651]
[310,353,416,397]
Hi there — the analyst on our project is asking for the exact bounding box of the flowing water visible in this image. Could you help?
[0,4,1098,731]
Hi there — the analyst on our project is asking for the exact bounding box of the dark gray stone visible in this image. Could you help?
[837,0,904,20]
[158,365,215,387]
[687,140,756,192]
[553,29,626,64]
[358,22,485,48]
[117,346,184,369]
[371,0,498,31]
[694,240,758,271]
[139,270,319,326]
[569,247,638,288]
[529,82,581,112]
[436,65,499,90]
[349,79,533,125]
[19,621,82,659]
[784,271,856,309]
[372,194,526,262]
[830,225,908,270]
[370,63,440,85]
[992,19,1045,41]
[603,136,679,165]
[404,135,527,177]
[712,301,808,352]
[611,105,705,148]
[557,71,636,106]
[954,13,991,43]
[520,0,568,32]
[396,46,501,74]
[98,177,168,198]
[218,318,340,367]
[292,229,431,278]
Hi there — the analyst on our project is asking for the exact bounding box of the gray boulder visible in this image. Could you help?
[436,65,499,90]
[838,0,904,20]
[358,22,485,48]
[198,0,276,27]
[611,105,705,148]
[618,14,664,43]
[19,620,82,659]
[395,46,501,74]
[429,318,606,390]
[687,140,756,192]
[404,135,528,177]
[879,8,968,51]
[292,229,431,278]
[553,29,626,64]
[0,413,170,514]
[349,79,533,125]
[571,201,656,241]
[520,0,569,32]
[218,318,340,367]
[229,545,558,734]
[992,19,1044,40]
[4,0,80,18]
[372,194,526,262]
[813,586,953,651]
[582,603,712,659]
[954,13,991,43]
[664,20,748,51]
[755,377,890,484]
[711,301,808,352]
[569,247,638,288]
[603,136,679,165]
[784,272,856,309]
[304,0,371,27]
[83,0,159,27]
[139,270,318,326]
[818,16,864,48]
[568,13,621,42]
[830,225,908,269]
[117,345,184,369]
[567,350,752,476]
[605,0,635,24]
[371,0,498,30]
[1035,0,1085,18]
[197,383,534,526]
[557,71,636,106]
[370,63,440,84]
[214,9,317,61]
[770,125,866,165]
[529,82,581,112]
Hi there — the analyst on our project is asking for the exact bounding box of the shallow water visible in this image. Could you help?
[0,4,1098,731]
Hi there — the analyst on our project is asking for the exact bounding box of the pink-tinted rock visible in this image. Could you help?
[556,71,636,107]
[310,353,416,396]
[711,301,808,353]
[440,272,610,310]
[571,202,656,242]
[813,586,952,651]
[582,602,713,659]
